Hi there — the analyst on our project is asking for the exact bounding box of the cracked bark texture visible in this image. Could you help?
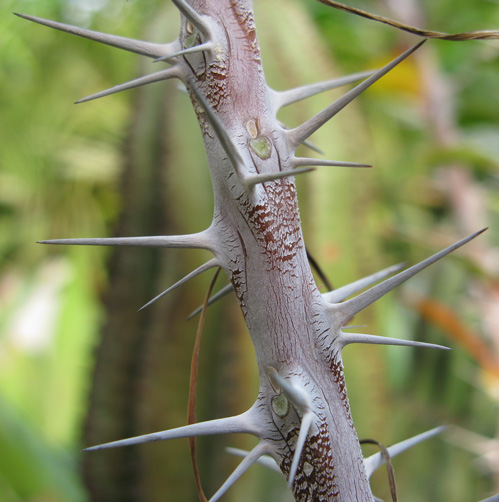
[171,1,371,499]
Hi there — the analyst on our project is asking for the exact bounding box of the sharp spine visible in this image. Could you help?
[267,367,313,487]
[288,411,313,487]
[83,409,261,452]
[339,332,450,351]
[155,42,213,62]
[268,368,311,410]
[332,228,486,324]
[292,157,371,169]
[187,283,234,319]
[139,258,219,311]
[302,139,324,155]
[38,229,216,251]
[76,67,181,104]
[14,13,175,58]
[323,262,406,304]
[364,426,447,478]
[287,40,426,148]
[245,168,315,188]
[226,447,281,473]
[189,85,245,177]
[210,443,270,502]
[171,0,210,37]
[271,69,376,111]
[277,120,324,154]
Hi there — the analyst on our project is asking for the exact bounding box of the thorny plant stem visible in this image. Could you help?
[17,0,495,500]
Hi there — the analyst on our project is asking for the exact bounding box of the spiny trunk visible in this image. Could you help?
[182,2,371,498]
[18,0,488,500]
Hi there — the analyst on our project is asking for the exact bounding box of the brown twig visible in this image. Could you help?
[360,438,398,502]
[317,0,499,40]
[188,268,222,502]
[307,248,334,291]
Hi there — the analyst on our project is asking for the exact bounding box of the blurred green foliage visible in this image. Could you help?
[0,0,498,501]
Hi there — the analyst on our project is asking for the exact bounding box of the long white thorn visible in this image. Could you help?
[209,443,270,502]
[291,157,371,169]
[332,228,486,324]
[270,69,376,111]
[244,168,315,188]
[287,40,426,148]
[189,85,245,177]
[139,258,219,311]
[76,67,181,104]
[14,13,175,58]
[38,229,216,252]
[340,332,450,351]
[83,409,262,452]
[288,411,313,487]
[323,262,406,304]
[155,42,213,62]
[187,283,234,319]
[363,426,447,479]
[226,447,281,473]
[171,0,210,38]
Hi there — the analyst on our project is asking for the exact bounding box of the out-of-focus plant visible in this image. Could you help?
[1,0,498,501]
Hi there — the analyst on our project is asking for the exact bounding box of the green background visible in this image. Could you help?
[0,0,498,500]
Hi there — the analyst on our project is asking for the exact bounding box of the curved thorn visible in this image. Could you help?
[271,69,377,111]
[245,168,315,188]
[226,447,281,473]
[83,409,262,452]
[171,0,210,37]
[76,67,181,104]
[155,42,213,62]
[14,13,174,58]
[291,157,371,169]
[332,228,487,324]
[287,40,426,148]
[288,411,313,487]
[187,283,234,320]
[364,426,447,478]
[340,332,450,351]
[38,229,217,252]
[139,258,219,311]
[323,262,406,304]
[209,443,270,502]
